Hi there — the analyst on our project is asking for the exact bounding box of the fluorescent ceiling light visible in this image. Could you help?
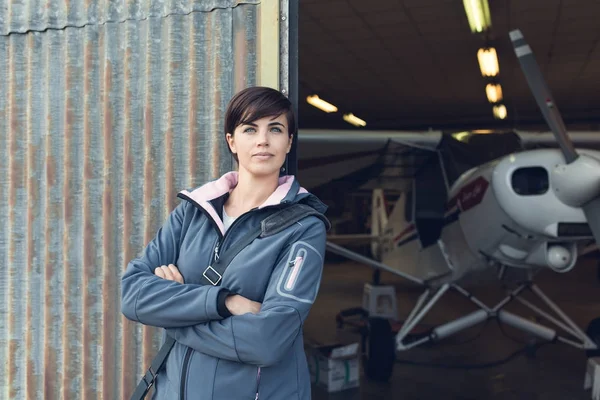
[477,47,499,77]
[493,104,507,120]
[486,83,503,103]
[343,113,366,127]
[463,0,492,33]
[452,130,494,142]
[306,95,338,113]
[452,131,471,142]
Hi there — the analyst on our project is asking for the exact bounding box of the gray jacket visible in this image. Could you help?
[121,172,329,400]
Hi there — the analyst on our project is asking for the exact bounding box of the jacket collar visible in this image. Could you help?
[179,171,307,208]
[177,172,310,235]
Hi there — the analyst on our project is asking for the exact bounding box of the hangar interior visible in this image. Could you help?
[294,1,600,399]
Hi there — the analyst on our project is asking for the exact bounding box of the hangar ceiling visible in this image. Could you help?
[297,0,600,131]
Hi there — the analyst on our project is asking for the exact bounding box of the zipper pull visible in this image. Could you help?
[214,243,220,262]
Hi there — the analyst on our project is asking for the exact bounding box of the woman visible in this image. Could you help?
[121,86,329,400]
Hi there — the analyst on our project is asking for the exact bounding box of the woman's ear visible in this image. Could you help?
[226,133,236,154]
[286,134,293,153]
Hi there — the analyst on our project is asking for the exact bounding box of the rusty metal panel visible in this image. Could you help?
[0,2,259,398]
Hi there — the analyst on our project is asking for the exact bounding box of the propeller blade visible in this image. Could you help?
[582,197,600,250]
[509,29,579,164]
[510,30,600,249]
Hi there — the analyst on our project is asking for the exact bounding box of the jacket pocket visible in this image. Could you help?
[175,348,218,400]
[211,359,258,400]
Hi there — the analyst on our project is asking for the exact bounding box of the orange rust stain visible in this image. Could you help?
[82,213,95,399]
[44,346,57,400]
[10,105,20,132]
[144,104,154,242]
[83,327,93,399]
[234,29,247,93]
[65,107,74,126]
[27,358,38,400]
[44,130,58,400]
[101,257,116,399]
[46,156,56,185]
[9,340,18,399]
[121,102,135,394]
[26,173,36,398]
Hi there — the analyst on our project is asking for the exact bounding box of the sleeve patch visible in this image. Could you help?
[285,254,305,291]
[276,241,323,304]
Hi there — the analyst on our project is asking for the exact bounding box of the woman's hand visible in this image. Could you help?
[225,294,262,316]
[154,264,184,284]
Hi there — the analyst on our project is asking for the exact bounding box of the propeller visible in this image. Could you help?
[509,29,600,248]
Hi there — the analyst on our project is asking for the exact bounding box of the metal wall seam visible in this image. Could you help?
[0,0,261,35]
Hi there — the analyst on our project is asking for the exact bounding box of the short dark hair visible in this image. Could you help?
[224,86,296,161]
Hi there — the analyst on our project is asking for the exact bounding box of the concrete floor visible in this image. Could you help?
[304,255,600,400]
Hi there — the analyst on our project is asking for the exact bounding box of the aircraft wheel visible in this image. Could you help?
[364,317,395,382]
[586,317,600,357]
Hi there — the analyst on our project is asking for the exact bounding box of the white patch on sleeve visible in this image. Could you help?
[277,241,323,304]
[285,254,305,291]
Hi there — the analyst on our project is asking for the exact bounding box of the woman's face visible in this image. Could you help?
[226,113,293,178]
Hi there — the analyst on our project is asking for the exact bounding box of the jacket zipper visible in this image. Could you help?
[255,367,261,400]
[176,195,287,398]
[180,347,193,400]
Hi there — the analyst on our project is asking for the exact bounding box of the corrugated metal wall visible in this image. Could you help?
[0,1,261,398]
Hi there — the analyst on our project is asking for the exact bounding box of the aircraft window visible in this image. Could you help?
[511,167,549,196]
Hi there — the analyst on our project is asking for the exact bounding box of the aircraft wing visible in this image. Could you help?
[296,129,441,192]
[516,130,600,149]
[297,129,600,192]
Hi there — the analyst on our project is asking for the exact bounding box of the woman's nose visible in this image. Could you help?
[257,129,269,145]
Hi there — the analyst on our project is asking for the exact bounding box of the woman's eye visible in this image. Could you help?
[243,127,256,133]
[271,127,283,133]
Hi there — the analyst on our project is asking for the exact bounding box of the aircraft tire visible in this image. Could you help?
[365,317,395,382]
[586,317,600,357]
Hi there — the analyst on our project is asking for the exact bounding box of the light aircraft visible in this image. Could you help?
[295,29,600,382]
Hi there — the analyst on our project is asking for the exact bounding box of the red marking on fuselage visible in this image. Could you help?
[392,176,489,246]
[447,176,489,213]
[393,223,416,243]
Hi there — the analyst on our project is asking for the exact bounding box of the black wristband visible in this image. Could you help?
[217,289,233,318]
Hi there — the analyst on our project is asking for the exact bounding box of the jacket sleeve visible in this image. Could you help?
[121,201,229,328]
[165,216,327,367]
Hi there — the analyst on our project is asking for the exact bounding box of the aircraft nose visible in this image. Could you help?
[551,153,600,208]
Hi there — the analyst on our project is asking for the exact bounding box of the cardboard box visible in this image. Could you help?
[362,283,398,320]
[306,342,360,393]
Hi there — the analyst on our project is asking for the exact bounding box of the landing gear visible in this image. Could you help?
[394,281,600,355]
[364,317,395,382]
[335,269,396,382]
